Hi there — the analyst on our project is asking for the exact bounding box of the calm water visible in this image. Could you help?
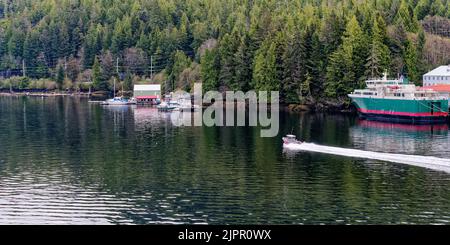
[0,96,450,224]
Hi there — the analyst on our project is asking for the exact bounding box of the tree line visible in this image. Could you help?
[0,0,449,103]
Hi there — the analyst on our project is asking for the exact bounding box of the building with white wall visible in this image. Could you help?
[423,65,450,86]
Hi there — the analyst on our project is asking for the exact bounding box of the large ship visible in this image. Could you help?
[348,74,449,123]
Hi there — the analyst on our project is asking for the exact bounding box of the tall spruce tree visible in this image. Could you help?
[403,39,419,85]
[200,48,220,92]
[92,56,108,91]
[233,34,252,91]
[325,15,367,98]
[365,15,391,78]
[282,31,308,103]
[218,33,238,90]
[252,39,278,92]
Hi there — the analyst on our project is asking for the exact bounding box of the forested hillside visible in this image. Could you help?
[0,0,449,103]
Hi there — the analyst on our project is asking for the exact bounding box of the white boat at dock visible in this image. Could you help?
[101,97,136,105]
[100,78,136,106]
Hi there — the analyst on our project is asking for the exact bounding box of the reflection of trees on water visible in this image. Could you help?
[349,119,450,157]
[280,112,354,146]
[1,97,450,224]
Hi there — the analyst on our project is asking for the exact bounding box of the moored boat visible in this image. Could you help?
[157,101,180,111]
[348,74,449,123]
[101,97,136,105]
[100,78,136,106]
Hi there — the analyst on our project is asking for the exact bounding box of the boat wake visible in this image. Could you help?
[284,143,450,173]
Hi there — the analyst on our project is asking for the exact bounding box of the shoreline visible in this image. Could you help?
[0,91,91,97]
[0,91,355,113]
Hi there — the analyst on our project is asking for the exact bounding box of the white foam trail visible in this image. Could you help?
[284,143,450,173]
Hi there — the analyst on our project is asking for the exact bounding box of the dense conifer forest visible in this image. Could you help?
[0,0,449,104]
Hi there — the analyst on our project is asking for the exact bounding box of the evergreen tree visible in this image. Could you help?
[233,34,252,91]
[325,47,354,98]
[58,25,70,58]
[136,31,152,57]
[218,33,238,90]
[0,0,445,102]
[430,0,446,16]
[168,50,191,91]
[252,39,278,92]
[308,31,325,97]
[23,30,47,78]
[8,28,25,58]
[416,29,427,76]
[325,15,367,98]
[403,39,419,85]
[365,16,391,78]
[123,71,133,91]
[282,31,308,103]
[92,56,108,91]
[414,0,431,20]
[200,48,220,92]
[395,0,418,32]
[56,64,65,89]
[111,17,133,55]
[83,25,101,69]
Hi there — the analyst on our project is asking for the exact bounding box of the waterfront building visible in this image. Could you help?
[422,65,450,107]
[423,65,450,86]
[133,84,161,104]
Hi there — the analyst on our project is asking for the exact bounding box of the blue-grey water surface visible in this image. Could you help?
[0,96,449,224]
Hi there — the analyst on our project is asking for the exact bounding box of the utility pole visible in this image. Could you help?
[113,77,116,98]
[116,57,119,78]
[150,55,153,80]
[22,60,25,77]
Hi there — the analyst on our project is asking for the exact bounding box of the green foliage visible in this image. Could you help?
[56,64,64,89]
[403,39,419,85]
[395,0,419,32]
[123,71,133,91]
[18,76,30,89]
[365,16,391,78]
[252,39,278,92]
[219,32,239,90]
[233,34,252,91]
[168,50,192,91]
[200,48,219,92]
[92,56,108,91]
[326,15,368,98]
[0,0,447,100]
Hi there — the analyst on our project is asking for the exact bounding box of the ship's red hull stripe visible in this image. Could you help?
[358,108,448,117]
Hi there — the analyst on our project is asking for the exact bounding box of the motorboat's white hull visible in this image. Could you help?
[101,100,136,106]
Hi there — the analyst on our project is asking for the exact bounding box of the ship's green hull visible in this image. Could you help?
[349,96,449,123]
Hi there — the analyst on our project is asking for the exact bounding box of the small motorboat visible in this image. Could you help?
[282,134,303,145]
[157,101,180,111]
[101,97,136,105]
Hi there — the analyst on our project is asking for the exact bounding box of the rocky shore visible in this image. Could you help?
[286,98,355,113]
